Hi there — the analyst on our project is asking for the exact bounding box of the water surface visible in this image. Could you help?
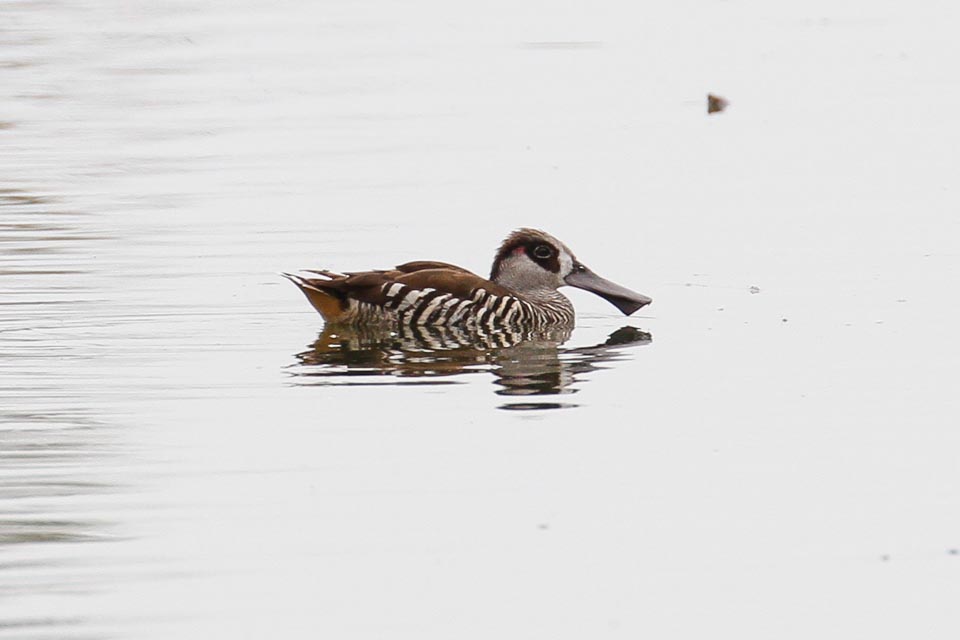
[2,1,960,638]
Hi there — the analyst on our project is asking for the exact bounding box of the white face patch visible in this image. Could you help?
[558,251,574,281]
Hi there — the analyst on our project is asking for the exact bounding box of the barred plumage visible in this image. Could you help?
[283,229,651,328]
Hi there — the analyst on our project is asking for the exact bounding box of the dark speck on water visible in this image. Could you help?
[707,93,729,114]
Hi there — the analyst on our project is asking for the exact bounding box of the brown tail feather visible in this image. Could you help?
[281,273,347,322]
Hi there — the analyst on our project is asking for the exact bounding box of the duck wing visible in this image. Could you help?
[284,262,514,323]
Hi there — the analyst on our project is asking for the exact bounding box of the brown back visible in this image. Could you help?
[302,261,516,309]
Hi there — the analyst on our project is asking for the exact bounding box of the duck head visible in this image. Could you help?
[490,228,652,315]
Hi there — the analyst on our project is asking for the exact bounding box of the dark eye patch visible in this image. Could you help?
[533,244,553,259]
[525,242,560,273]
[490,233,563,280]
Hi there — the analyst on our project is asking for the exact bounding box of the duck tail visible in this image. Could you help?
[281,272,347,322]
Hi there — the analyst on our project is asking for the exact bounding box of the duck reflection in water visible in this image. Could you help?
[291,324,651,410]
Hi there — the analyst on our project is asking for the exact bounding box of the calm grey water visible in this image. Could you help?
[3,1,960,638]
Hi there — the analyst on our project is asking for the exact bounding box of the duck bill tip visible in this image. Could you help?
[607,294,652,316]
[565,269,652,316]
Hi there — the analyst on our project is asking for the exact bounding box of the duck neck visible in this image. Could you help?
[516,288,575,324]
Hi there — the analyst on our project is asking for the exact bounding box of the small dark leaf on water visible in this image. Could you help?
[707,93,729,114]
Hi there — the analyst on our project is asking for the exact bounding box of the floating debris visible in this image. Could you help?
[708,93,729,114]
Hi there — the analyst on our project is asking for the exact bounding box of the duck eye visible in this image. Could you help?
[532,244,553,259]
